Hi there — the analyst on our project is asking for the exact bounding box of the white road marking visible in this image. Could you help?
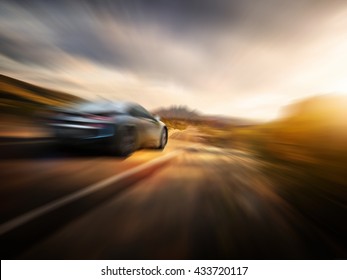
[0,150,180,236]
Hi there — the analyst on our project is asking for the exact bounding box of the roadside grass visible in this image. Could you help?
[189,95,347,256]
[196,112,347,256]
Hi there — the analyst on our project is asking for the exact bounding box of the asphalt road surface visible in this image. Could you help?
[0,127,345,259]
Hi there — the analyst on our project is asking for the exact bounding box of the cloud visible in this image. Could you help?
[1,0,347,120]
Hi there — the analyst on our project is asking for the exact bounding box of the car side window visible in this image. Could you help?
[129,107,143,118]
[130,105,154,120]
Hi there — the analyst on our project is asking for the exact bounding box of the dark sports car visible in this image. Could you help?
[48,101,168,156]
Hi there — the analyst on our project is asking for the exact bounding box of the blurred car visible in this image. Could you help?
[47,101,168,156]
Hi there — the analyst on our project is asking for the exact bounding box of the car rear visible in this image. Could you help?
[50,111,116,142]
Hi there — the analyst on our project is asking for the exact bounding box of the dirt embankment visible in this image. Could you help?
[0,114,50,138]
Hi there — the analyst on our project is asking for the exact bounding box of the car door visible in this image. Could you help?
[129,105,161,147]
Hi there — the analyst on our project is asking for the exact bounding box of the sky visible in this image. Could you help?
[1,0,347,120]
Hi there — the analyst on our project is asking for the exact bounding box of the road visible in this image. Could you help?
[0,127,345,259]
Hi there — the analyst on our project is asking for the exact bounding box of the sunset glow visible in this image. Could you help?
[1,0,347,120]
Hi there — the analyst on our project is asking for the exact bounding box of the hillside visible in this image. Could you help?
[153,105,257,127]
[153,105,200,119]
[0,74,84,115]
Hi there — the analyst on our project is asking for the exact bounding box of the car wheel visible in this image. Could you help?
[111,127,136,156]
[157,128,168,150]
